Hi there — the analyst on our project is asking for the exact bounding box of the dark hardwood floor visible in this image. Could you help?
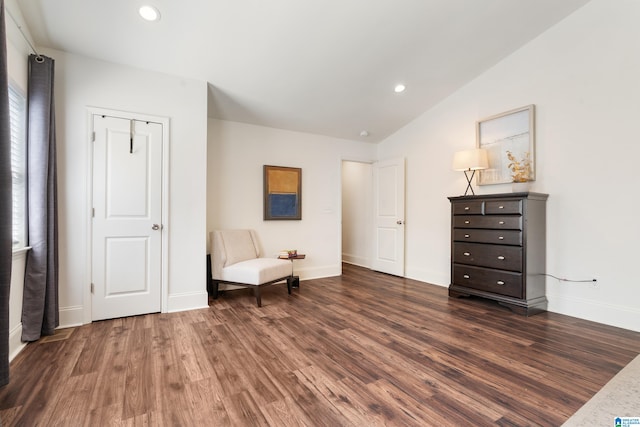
[2,263,639,426]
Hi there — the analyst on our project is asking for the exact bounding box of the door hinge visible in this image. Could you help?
[92,208,95,218]
[91,283,94,294]
[91,131,95,142]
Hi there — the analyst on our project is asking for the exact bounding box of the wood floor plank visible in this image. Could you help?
[46,372,98,425]
[294,364,376,425]
[183,377,233,426]
[2,263,639,426]
[121,326,155,419]
[260,396,313,427]
[221,390,270,426]
[1,337,86,424]
[263,369,349,426]
[364,378,451,426]
[84,403,123,427]
[89,323,131,412]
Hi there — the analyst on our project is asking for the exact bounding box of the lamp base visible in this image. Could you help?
[463,170,476,196]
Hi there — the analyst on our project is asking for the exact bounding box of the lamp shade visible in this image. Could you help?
[452,148,489,171]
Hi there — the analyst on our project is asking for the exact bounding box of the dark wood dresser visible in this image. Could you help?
[448,192,548,315]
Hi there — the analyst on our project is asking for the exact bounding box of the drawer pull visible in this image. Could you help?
[464,220,470,224]
[463,274,470,279]
[498,206,504,209]
[498,236,504,240]
[463,252,470,256]
[497,280,505,285]
[464,206,470,211]
[497,256,505,260]
[464,234,470,238]
[498,221,505,225]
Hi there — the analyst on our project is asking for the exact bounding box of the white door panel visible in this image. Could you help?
[376,228,397,261]
[92,115,162,321]
[105,237,149,295]
[105,129,150,217]
[372,158,405,276]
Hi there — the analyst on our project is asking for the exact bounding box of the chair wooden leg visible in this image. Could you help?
[254,286,262,307]
[212,281,219,299]
[206,254,212,295]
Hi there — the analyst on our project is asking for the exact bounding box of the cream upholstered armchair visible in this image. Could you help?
[210,230,294,307]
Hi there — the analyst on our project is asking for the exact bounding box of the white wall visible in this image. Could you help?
[377,0,640,332]
[341,161,372,267]
[207,119,376,280]
[47,49,209,326]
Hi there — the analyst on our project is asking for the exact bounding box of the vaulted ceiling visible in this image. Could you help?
[16,0,590,142]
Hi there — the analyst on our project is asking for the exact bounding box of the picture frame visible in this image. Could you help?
[263,165,302,220]
[476,104,535,185]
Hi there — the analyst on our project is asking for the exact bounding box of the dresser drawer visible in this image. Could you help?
[452,201,483,215]
[453,229,522,245]
[453,242,522,272]
[453,215,522,230]
[485,199,522,215]
[453,264,523,298]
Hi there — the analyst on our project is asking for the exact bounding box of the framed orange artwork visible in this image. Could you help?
[263,165,301,220]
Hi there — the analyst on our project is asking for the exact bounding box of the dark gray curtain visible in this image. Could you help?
[0,0,13,387]
[21,54,58,342]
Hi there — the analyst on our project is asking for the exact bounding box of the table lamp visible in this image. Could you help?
[452,148,489,196]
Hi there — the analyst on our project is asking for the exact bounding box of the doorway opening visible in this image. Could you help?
[341,160,373,269]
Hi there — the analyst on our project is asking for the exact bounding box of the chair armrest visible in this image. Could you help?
[211,231,227,280]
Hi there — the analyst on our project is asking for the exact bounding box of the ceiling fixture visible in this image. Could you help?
[360,130,369,137]
[139,5,161,22]
[394,84,406,93]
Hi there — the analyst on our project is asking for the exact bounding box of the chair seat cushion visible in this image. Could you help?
[220,258,292,285]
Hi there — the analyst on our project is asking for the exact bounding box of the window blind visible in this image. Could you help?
[9,84,27,249]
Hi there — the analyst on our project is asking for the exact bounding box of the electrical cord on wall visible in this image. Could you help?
[540,273,597,283]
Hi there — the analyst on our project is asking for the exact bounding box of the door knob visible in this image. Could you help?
[396,220,404,225]
[152,224,161,230]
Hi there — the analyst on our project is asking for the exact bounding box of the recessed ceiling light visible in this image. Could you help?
[394,84,406,93]
[139,5,161,22]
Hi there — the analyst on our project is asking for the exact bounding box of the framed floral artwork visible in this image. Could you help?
[476,105,535,185]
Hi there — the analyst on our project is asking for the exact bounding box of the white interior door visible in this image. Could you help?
[372,158,405,276]
[91,115,163,321]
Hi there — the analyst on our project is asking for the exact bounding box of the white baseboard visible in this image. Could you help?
[9,323,26,362]
[297,264,341,281]
[405,266,449,288]
[59,305,85,328]
[341,253,370,268]
[167,291,209,313]
[58,294,210,327]
[548,293,640,333]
